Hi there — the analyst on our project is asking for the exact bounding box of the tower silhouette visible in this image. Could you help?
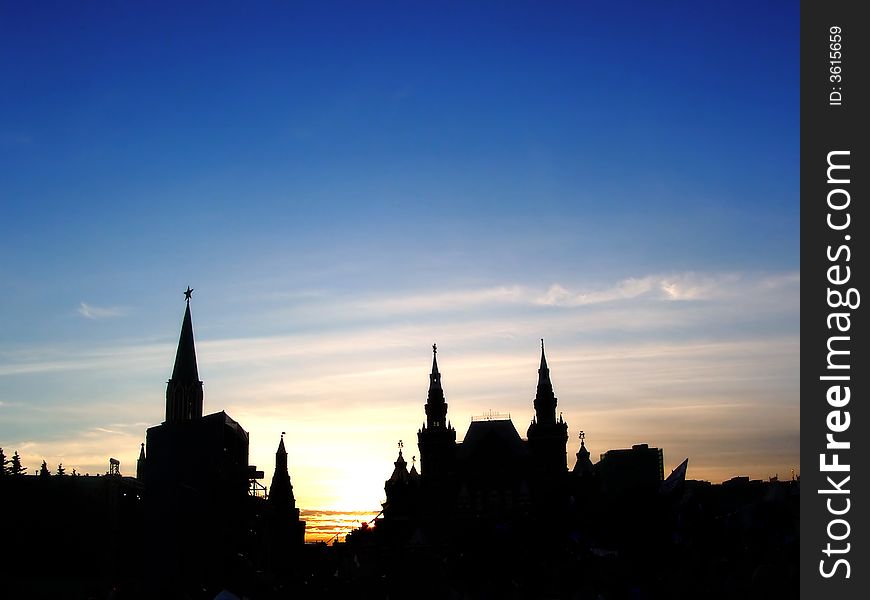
[417,344,456,483]
[269,433,296,513]
[164,290,203,423]
[143,289,263,589]
[381,341,573,547]
[267,433,305,558]
[136,442,146,481]
[526,340,569,475]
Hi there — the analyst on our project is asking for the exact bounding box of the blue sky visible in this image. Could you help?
[1,1,798,509]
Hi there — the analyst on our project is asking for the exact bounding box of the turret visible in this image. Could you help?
[533,339,557,425]
[424,344,447,429]
[383,441,419,520]
[527,340,569,475]
[136,442,146,481]
[417,344,456,481]
[573,431,593,475]
[269,433,298,515]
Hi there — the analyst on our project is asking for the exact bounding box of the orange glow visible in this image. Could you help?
[302,509,381,544]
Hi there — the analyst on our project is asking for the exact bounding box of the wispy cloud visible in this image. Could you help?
[253,271,799,332]
[537,272,796,306]
[2,270,798,379]
[78,301,127,320]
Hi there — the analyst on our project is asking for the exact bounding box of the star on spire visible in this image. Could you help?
[184,286,194,302]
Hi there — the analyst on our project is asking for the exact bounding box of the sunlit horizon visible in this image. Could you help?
[4,273,800,512]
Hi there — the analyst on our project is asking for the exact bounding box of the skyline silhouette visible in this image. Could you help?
[2,290,798,543]
[0,292,799,598]
[1,0,797,523]
[1,283,799,514]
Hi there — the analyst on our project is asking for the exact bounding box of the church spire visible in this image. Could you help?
[269,432,297,512]
[171,293,199,382]
[429,343,441,389]
[276,432,287,470]
[418,344,457,480]
[527,339,569,473]
[539,338,551,385]
[165,287,204,423]
[533,339,557,424]
[425,343,448,429]
[136,442,146,481]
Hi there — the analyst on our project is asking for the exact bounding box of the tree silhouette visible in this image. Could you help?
[0,447,8,476]
[10,451,26,475]
[39,460,50,478]
[56,463,66,476]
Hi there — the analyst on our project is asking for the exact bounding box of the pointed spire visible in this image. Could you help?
[425,344,448,428]
[532,338,557,425]
[538,338,551,386]
[429,343,441,389]
[276,432,287,467]
[136,442,147,481]
[269,432,296,512]
[171,299,199,383]
[165,288,204,423]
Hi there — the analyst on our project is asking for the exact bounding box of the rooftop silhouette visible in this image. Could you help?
[0,292,799,599]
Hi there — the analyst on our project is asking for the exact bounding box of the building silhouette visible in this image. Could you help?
[141,290,303,591]
[266,432,306,567]
[0,293,799,599]
[596,442,664,494]
[379,341,576,547]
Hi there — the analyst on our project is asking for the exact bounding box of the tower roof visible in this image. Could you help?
[388,448,409,483]
[164,288,205,423]
[538,338,551,387]
[429,343,442,390]
[459,418,527,460]
[170,297,199,383]
[269,431,297,511]
[424,344,449,429]
[531,338,560,427]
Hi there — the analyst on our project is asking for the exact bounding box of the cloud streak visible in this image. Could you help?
[2,270,798,379]
[537,271,795,306]
[78,302,127,320]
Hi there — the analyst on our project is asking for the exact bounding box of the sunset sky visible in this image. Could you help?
[0,2,798,514]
